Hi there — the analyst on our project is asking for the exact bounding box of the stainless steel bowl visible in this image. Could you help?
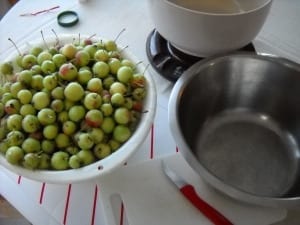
[169,53,300,208]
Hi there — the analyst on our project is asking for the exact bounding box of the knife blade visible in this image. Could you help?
[162,160,234,225]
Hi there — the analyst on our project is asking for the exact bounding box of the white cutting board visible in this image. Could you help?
[96,153,287,225]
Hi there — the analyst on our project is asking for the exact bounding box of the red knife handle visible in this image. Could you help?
[180,184,234,225]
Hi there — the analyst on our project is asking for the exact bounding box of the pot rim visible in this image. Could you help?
[164,0,273,17]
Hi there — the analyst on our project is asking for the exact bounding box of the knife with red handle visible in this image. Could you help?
[162,161,234,225]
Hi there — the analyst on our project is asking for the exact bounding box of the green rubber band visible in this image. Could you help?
[57,11,79,27]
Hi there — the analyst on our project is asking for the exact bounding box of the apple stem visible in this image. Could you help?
[88,33,96,40]
[51,29,60,47]
[8,38,22,56]
[142,63,150,75]
[78,33,81,45]
[114,28,126,42]
[119,45,129,53]
[40,30,49,50]
[132,61,143,71]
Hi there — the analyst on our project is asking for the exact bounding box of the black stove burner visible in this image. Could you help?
[146,29,256,82]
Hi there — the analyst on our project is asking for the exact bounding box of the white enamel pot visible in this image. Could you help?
[147,0,273,57]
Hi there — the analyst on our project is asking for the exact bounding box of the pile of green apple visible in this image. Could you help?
[0,35,147,170]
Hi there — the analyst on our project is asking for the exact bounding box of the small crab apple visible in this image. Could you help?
[51,151,70,170]
[104,40,117,52]
[64,82,85,102]
[92,61,110,78]
[22,115,40,133]
[93,143,111,159]
[37,51,52,65]
[60,43,77,59]
[84,44,97,58]
[17,70,33,86]
[0,62,13,75]
[6,130,24,146]
[30,75,44,90]
[87,78,103,93]
[83,92,102,109]
[77,69,92,85]
[31,91,50,110]
[6,114,23,131]
[83,34,95,46]
[52,53,67,68]
[41,60,56,74]
[68,105,86,122]
[94,49,109,62]
[77,149,95,165]
[5,146,24,165]
[5,99,21,114]
[58,63,78,81]
[37,108,56,125]
[21,54,37,69]
[76,132,94,150]
[85,109,103,127]
[74,50,90,67]
[43,74,58,91]
[131,73,146,88]
[84,38,93,46]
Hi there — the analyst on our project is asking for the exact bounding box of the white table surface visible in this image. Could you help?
[1,0,300,225]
